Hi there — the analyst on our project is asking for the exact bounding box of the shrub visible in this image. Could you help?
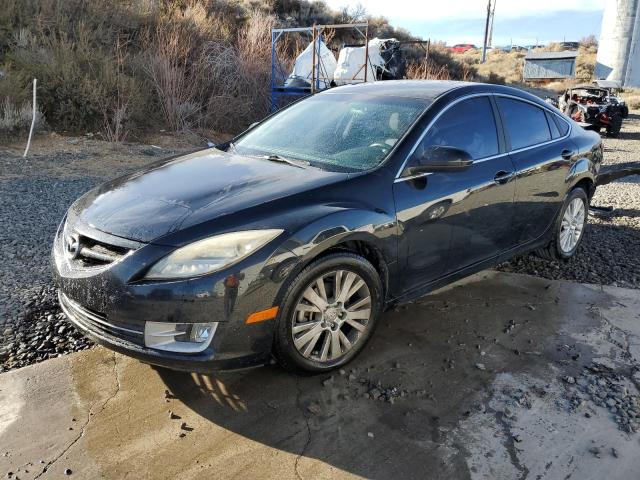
[0,97,44,134]
[144,21,204,132]
[0,0,482,138]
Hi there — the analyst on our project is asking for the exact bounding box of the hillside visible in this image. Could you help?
[0,0,479,141]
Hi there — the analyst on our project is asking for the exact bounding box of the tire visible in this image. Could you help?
[537,187,588,261]
[622,106,629,119]
[606,114,623,138]
[273,252,383,374]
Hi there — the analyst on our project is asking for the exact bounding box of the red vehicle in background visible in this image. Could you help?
[450,43,476,53]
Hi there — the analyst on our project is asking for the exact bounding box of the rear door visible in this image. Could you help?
[495,96,576,245]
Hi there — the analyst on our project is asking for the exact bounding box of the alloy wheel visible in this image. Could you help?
[559,197,586,254]
[291,269,372,363]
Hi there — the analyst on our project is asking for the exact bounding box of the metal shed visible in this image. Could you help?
[523,51,578,81]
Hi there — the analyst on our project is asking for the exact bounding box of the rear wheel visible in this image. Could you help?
[606,114,623,138]
[274,252,383,373]
[537,187,588,261]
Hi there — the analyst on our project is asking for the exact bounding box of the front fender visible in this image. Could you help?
[275,205,399,298]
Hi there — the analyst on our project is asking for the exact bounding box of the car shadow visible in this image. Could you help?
[156,271,600,478]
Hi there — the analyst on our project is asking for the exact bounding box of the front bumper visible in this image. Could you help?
[52,223,299,372]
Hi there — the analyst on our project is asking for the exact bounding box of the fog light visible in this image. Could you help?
[190,323,213,343]
[144,322,218,353]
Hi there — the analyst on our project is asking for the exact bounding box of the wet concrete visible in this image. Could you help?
[1,271,639,479]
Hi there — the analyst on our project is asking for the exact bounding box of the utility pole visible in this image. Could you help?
[488,0,496,49]
[481,0,492,63]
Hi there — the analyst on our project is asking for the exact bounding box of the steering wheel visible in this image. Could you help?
[368,143,389,154]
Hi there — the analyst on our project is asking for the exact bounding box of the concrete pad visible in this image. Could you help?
[1,272,640,479]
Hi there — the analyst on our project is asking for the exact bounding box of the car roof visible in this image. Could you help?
[320,80,547,105]
[321,80,475,101]
[570,84,606,91]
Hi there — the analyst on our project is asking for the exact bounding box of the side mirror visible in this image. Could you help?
[407,146,473,175]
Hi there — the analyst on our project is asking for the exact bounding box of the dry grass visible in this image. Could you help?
[0,0,481,138]
[457,44,599,88]
[144,22,204,132]
[622,88,640,110]
[462,50,525,84]
[0,97,44,134]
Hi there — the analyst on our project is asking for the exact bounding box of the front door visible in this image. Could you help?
[393,95,517,293]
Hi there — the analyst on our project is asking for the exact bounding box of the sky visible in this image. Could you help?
[322,0,605,46]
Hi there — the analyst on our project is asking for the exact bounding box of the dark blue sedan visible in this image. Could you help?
[52,81,603,373]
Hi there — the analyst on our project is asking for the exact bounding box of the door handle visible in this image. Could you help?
[561,149,574,160]
[494,170,514,185]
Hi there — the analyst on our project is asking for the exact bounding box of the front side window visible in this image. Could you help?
[233,93,429,172]
[497,97,551,150]
[414,96,499,161]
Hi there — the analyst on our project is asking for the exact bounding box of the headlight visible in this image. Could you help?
[145,229,283,279]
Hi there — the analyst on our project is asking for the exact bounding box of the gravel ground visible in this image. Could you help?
[0,134,199,372]
[1,117,639,373]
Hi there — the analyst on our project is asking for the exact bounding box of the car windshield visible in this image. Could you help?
[232,93,429,172]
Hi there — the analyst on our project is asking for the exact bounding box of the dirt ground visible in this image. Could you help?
[1,272,640,480]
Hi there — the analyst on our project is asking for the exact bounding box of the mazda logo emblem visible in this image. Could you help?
[65,233,81,260]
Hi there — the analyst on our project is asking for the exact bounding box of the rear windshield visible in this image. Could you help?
[233,93,429,172]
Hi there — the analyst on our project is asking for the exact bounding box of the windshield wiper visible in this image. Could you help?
[262,154,309,169]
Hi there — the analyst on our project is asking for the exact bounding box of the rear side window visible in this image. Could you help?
[497,97,551,150]
[417,96,499,160]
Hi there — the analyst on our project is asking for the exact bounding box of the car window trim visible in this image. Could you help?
[493,93,572,154]
[395,93,500,179]
[544,110,561,139]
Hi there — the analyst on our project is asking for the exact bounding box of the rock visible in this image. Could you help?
[142,147,160,156]
[322,376,333,387]
[611,447,619,458]
[475,363,486,371]
[367,432,374,438]
[588,447,601,458]
[563,376,576,384]
[64,468,72,475]
[169,411,181,420]
[307,403,321,415]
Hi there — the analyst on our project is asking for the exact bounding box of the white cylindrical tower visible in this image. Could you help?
[595,0,640,87]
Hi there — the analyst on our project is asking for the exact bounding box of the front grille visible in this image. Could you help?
[61,228,131,269]
[59,291,144,346]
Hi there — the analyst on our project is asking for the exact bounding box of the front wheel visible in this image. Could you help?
[273,252,383,373]
[537,187,588,261]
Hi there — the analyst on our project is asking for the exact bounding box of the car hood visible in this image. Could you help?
[69,148,347,243]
